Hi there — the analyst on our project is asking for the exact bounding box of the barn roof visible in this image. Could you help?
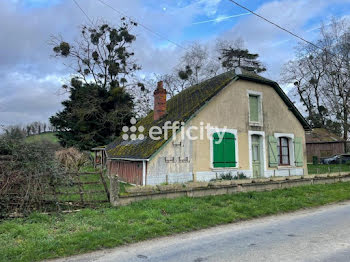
[106,69,311,160]
[306,128,344,144]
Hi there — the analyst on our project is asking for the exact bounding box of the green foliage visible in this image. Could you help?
[52,20,140,89]
[0,126,25,155]
[218,172,247,180]
[234,172,248,180]
[25,132,59,144]
[2,182,350,261]
[220,173,233,180]
[50,81,133,150]
[178,65,193,80]
[51,20,141,149]
[53,41,70,56]
[219,47,266,73]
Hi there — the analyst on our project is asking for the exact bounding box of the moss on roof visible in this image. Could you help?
[106,70,310,160]
[306,128,344,143]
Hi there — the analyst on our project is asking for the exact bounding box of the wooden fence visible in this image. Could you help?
[51,171,110,207]
[1,170,110,218]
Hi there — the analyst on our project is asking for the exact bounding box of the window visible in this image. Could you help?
[213,132,236,168]
[248,92,262,126]
[277,137,290,165]
[249,95,259,122]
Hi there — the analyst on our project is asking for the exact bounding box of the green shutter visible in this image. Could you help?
[268,136,278,167]
[249,95,259,122]
[213,132,236,168]
[294,137,304,167]
[213,133,225,168]
[223,132,236,167]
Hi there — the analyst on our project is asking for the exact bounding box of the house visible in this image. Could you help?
[305,128,345,163]
[105,68,311,185]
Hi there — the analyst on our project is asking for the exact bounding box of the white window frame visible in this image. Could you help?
[248,130,267,173]
[274,133,295,168]
[247,90,263,127]
[209,128,239,170]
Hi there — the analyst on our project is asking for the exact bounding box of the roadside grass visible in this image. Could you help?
[25,132,59,144]
[307,164,350,174]
[1,182,350,262]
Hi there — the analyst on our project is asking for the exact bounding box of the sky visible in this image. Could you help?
[1,0,349,126]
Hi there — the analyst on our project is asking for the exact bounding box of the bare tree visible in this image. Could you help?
[321,18,350,148]
[281,44,328,127]
[282,18,350,149]
[50,19,140,90]
[178,43,209,85]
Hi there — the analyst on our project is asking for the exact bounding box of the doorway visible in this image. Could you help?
[251,135,263,178]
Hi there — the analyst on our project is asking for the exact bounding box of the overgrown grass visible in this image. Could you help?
[1,182,350,262]
[308,164,350,174]
[25,132,59,144]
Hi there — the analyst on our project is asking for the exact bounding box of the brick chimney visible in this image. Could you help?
[153,81,167,121]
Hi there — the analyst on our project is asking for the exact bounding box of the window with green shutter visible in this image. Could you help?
[213,132,236,168]
[249,95,259,122]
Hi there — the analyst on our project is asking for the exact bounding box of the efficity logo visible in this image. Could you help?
[122,118,145,141]
[122,118,229,144]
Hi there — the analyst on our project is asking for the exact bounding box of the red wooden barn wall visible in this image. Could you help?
[108,160,143,185]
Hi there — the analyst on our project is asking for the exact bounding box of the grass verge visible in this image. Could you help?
[307,164,350,174]
[1,182,350,262]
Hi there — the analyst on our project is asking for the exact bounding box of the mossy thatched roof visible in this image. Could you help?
[106,70,310,160]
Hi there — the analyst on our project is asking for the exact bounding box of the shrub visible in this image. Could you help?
[220,173,233,180]
[55,147,89,172]
[234,172,248,180]
[215,172,248,181]
[0,133,64,218]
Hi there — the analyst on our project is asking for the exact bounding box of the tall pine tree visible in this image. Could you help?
[219,47,266,73]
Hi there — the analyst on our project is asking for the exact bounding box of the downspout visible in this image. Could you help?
[142,160,146,186]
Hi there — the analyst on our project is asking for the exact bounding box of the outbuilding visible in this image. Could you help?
[305,128,345,163]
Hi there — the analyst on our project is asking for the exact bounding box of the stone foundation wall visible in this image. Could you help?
[110,172,350,206]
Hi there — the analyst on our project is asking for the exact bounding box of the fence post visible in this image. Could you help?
[75,172,84,205]
[109,174,120,206]
[99,170,110,201]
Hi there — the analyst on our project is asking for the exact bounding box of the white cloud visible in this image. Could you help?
[0,72,67,126]
[1,0,349,126]
[192,12,250,25]
[198,0,222,16]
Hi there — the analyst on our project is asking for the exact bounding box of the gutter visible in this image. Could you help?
[107,157,149,161]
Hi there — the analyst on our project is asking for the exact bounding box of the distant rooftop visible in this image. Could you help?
[306,128,344,143]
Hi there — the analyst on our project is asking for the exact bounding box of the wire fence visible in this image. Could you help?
[307,164,350,175]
